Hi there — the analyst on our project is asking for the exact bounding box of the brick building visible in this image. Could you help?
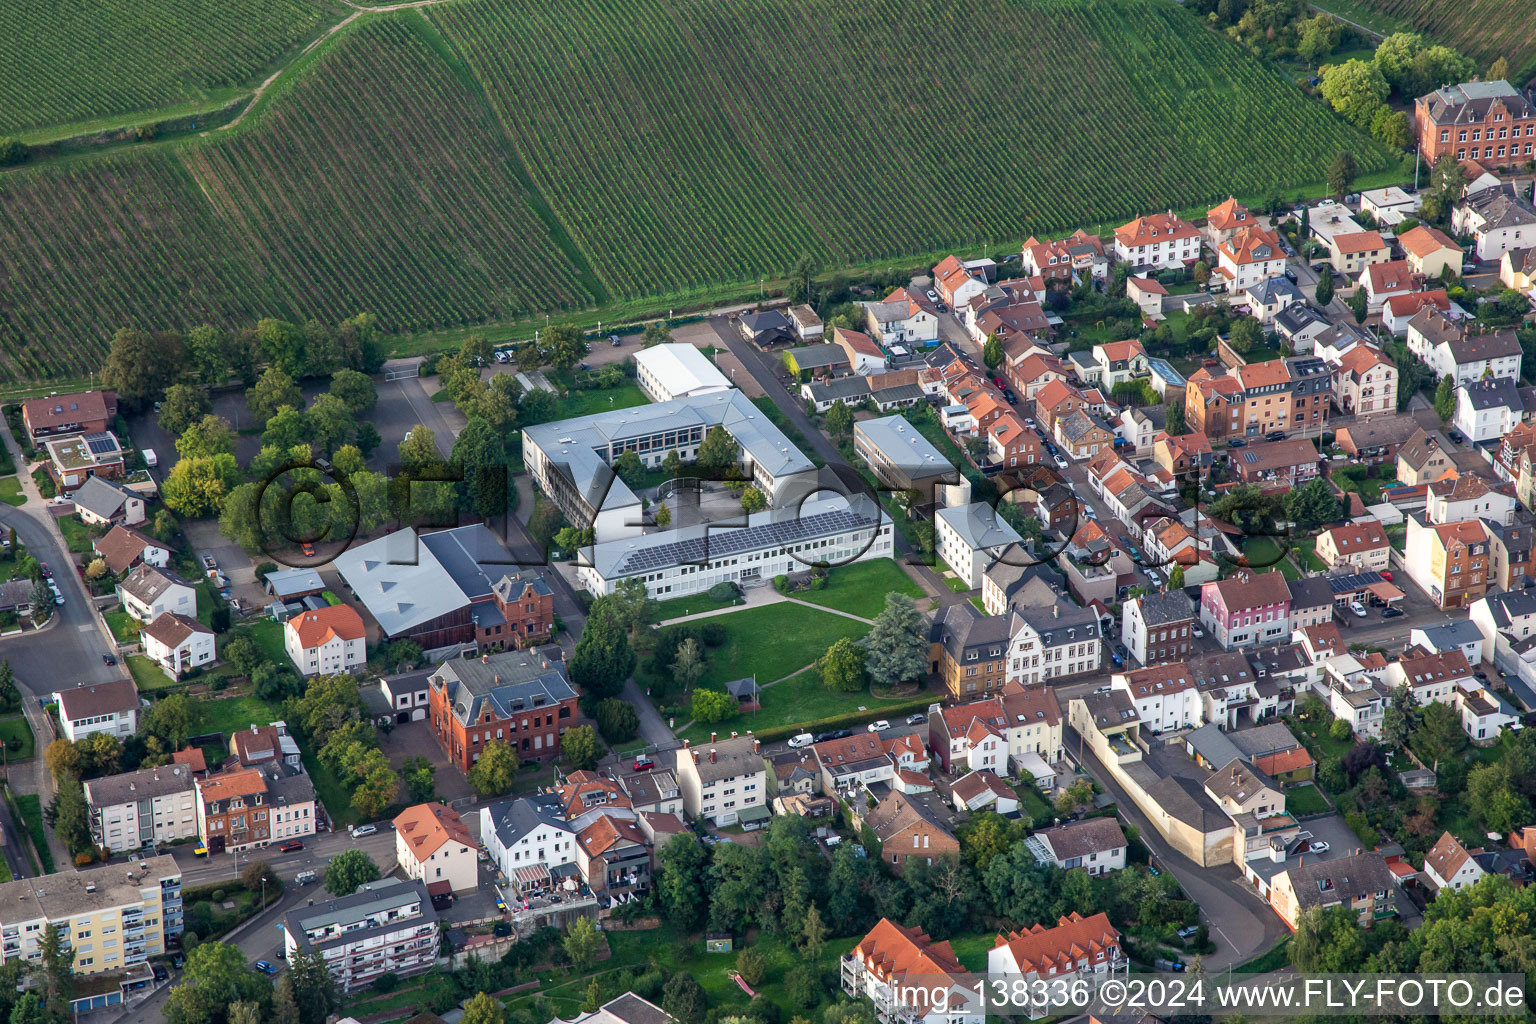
[1415,80,1536,165]
[427,648,579,771]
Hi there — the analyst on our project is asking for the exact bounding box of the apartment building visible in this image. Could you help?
[282,879,439,994]
[1113,212,1201,270]
[842,919,981,1024]
[988,912,1125,988]
[195,762,317,854]
[675,733,766,826]
[284,604,367,676]
[1200,571,1292,649]
[428,648,579,770]
[0,856,182,975]
[394,804,478,895]
[54,679,138,743]
[1121,591,1198,666]
[1404,514,1490,610]
[1415,80,1536,165]
[83,765,198,852]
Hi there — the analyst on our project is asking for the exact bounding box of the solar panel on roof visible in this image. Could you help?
[86,436,117,455]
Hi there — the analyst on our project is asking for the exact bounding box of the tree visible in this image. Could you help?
[563,916,602,972]
[1315,265,1334,306]
[1329,719,1353,742]
[462,993,506,1024]
[1284,478,1343,530]
[785,967,820,1010]
[163,454,240,518]
[824,401,854,437]
[175,414,236,461]
[348,748,398,818]
[1168,565,1185,589]
[1349,285,1368,324]
[608,578,659,636]
[1165,395,1187,435]
[43,739,80,782]
[166,941,272,1024]
[262,405,311,452]
[562,724,604,770]
[0,138,29,168]
[246,367,304,422]
[8,994,44,1024]
[641,321,672,347]
[739,485,767,513]
[696,425,738,471]
[227,1004,261,1024]
[691,688,737,724]
[257,319,307,376]
[271,977,302,1024]
[958,810,1026,869]
[1328,151,1360,196]
[1371,107,1412,150]
[397,424,442,474]
[402,756,435,803]
[982,332,1004,369]
[49,778,91,853]
[38,923,72,1009]
[77,730,122,776]
[328,368,377,414]
[544,324,587,374]
[468,739,519,798]
[801,901,828,960]
[613,449,646,486]
[1055,778,1095,815]
[241,860,280,906]
[654,501,672,527]
[145,694,201,749]
[662,973,707,1024]
[569,600,636,699]
[1320,59,1389,127]
[324,849,381,896]
[657,833,709,929]
[307,393,357,455]
[736,947,766,987]
[593,698,640,743]
[451,416,508,517]
[864,593,928,687]
[1466,762,1532,834]
[818,636,867,692]
[1434,375,1457,421]
[1228,316,1264,355]
[102,328,184,410]
[159,383,212,436]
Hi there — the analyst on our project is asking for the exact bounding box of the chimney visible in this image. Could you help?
[711,732,717,744]
[251,724,258,734]
[730,731,738,739]
[481,654,488,664]
[753,738,761,753]
[710,749,717,763]
[542,660,549,669]
[683,739,690,749]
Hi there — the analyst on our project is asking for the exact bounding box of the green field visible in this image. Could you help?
[195,694,285,739]
[677,665,925,743]
[0,0,341,137]
[0,0,1393,382]
[689,603,871,688]
[1315,0,1536,74]
[792,558,924,619]
[0,715,35,761]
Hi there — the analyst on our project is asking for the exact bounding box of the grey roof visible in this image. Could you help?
[683,733,761,784]
[419,525,516,601]
[486,793,571,847]
[580,994,678,1024]
[855,415,957,478]
[492,569,553,602]
[723,677,760,699]
[1188,651,1255,691]
[785,344,852,371]
[0,580,33,611]
[381,669,430,702]
[1057,409,1104,444]
[1460,188,1536,231]
[985,551,1065,605]
[1079,690,1139,729]
[334,529,472,636]
[1133,590,1196,627]
[1324,570,1386,595]
[1142,773,1228,832]
[1397,427,1450,469]
[1287,576,1335,611]
[432,647,577,728]
[83,764,196,808]
[71,475,137,519]
[807,376,872,405]
[1144,357,1186,387]
[1015,600,1100,648]
[284,878,436,954]
[1204,759,1278,804]
[1247,277,1303,307]
[1034,817,1127,860]
[117,564,192,605]
[1421,81,1533,124]
[1460,378,1521,412]
[264,568,323,599]
[1283,852,1395,913]
[1274,304,1330,339]
[1480,587,1536,629]
[55,678,137,720]
[931,603,1011,661]
[586,493,882,582]
[0,855,179,923]
[936,501,1023,550]
[1185,723,1244,769]
[523,389,813,516]
[1412,620,1485,651]
[872,383,926,407]
[1409,308,1521,364]
[739,309,792,334]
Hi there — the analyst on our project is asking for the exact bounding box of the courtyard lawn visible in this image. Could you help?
[943,575,971,592]
[195,695,285,740]
[1294,535,1328,573]
[56,515,101,555]
[1012,781,1056,823]
[1237,537,1299,580]
[691,602,871,688]
[655,590,745,621]
[104,608,139,644]
[1284,783,1331,816]
[0,714,35,760]
[969,595,987,613]
[0,478,22,507]
[126,654,183,692]
[678,665,924,743]
[300,745,360,829]
[555,384,649,420]
[792,558,924,619]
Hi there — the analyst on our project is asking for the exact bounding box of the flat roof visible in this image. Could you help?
[633,343,731,396]
[855,415,958,478]
[0,855,179,922]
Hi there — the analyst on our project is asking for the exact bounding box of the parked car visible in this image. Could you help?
[350,824,378,838]
[254,961,276,975]
[1228,439,1246,448]
[1381,570,1393,581]
[1054,456,1069,469]
[1349,601,1368,617]
[102,654,115,665]
[787,733,814,748]
[192,843,207,857]
[1266,430,1286,442]
[495,895,508,911]
[867,720,890,733]
[300,542,316,557]
[1381,607,1405,618]
[39,563,50,578]
[906,713,927,726]
[1177,925,1201,940]
[609,334,621,346]
[152,964,168,982]
[926,289,939,303]
[1310,840,1330,852]
[278,840,304,853]
[170,954,185,969]
[632,755,655,771]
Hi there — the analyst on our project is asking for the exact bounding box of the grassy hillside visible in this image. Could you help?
[0,0,342,137]
[434,0,1394,301]
[0,14,592,378]
[1318,0,1536,76]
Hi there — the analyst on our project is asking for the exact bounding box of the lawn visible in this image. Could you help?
[104,608,140,644]
[678,665,925,743]
[0,715,35,760]
[969,595,987,613]
[12,792,53,874]
[237,617,287,661]
[126,655,183,692]
[553,383,649,419]
[56,515,102,555]
[1293,534,1327,573]
[1331,464,1396,504]
[1288,713,1355,761]
[1012,782,1056,824]
[0,478,22,507]
[1284,782,1331,816]
[1236,536,1299,580]
[655,591,745,621]
[195,695,285,740]
[943,575,972,593]
[791,558,924,619]
[299,743,360,828]
[677,602,872,690]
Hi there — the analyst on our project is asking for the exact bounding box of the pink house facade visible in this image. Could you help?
[1199,571,1292,649]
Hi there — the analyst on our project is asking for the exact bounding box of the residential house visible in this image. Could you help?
[92,524,170,576]
[1121,591,1198,666]
[1287,576,1335,632]
[1116,406,1164,454]
[116,565,195,624]
[929,603,1011,700]
[481,570,556,650]
[1404,514,1490,610]
[281,879,438,994]
[1315,521,1390,572]
[1414,80,1536,164]
[284,604,367,676]
[1127,276,1168,318]
[865,792,959,872]
[988,912,1125,988]
[812,733,928,797]
[1335,415,1422,469]
[1206,197,1257,247]
[1006,600,1103,686]
[933,255,988,310]
[21,389,117,444]
[1329,230,1391,275]
[1406,308,1521,386]
[1153,431,1215,480]
[1500,247,1536,293]
[1091,340,1149,390]
[1033,379,1087,432]
[1453,188,1536,261]
[783,344,853,380]
[480,794,576,880]
[1113,212,1201,270]
[1361,260,1420,312]
[1457,684,1521,742]
[1268,852,1397,930]
[427,648,580,770]
[831,328,888,376]
[1383,290,1453,336]
[841,919,981,1024]
[1055,410,1115,461]
[736,309,794,346]
[863,288,940,347]
[1022,230,1109,282]
[1484,522,1536,592]
[54,679,137,742]
[1200,571,1291,649]
[1245,276,1305,326]
[935,502,1023,589]
[394,803,477,895]
[1184,372,1244,442]
[1275,304,1333,354]
[1427,471,1516,526]
[787,304,823,341]
[44,431,124,491]
[675,733,766,826]
[1361,185,1423,228]
[1330,345,1397,417]
[141,612,215,679]
[1410,620,1486,666]
[1454,378,1528,445]
[988,413,1042,471]
[1029,818,1128,875]
[1400,224,1464,280]
[1383,646,1474,709]
[1493,420,1536,506]
[1423,831,1485,893]
[71,475,146,527]
[950,771,1019,813]
[1216,225,1286,293]
[83,764,198,852]
[1112,662,1201,733]
[1397,428,1455,485]
[1005,351,1068,400]
[1225,438,1320,491]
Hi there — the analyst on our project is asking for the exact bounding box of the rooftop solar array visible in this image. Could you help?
[84,432,118,454]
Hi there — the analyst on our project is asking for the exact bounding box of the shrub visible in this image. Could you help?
[211,889,225,902]
[707,581,739,604]
[1329,719,1353,742]
[773,574,789,593]
[373,972,400,993]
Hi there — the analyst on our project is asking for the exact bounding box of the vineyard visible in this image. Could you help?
[0,14,592,380]
[434,0,1395,301]
[1340,0,1536,77]
[0,0,340,137]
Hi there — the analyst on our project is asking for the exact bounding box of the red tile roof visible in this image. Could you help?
[393,803,474,862]
[1207,197,1253,231]
[994,912,1121,975]
[1333,230,1387,255]
[1115,213,1199,247]
[286,604,365,649]
[1399,224,1458,259]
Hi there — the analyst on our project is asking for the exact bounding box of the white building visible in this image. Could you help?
[1112,663,1202,734]
[863,289,940,347]
[935,501,1024,590]
[632,343,732,402]
[83,765,199,852]
[1113,212,1201,270]
[1027,817,1128,875]
[988,912,1126,990]
[842,919,982,1024]
[54,679,137,743]
[1453,189,1536,261]
[140,612,215,680]
[578,494,892,600]
[116,565,196,624]
[481,796,577,881]
[283,605,368,676]
[675,733,767,826]
[394,803,478,895]
[1006,603,1103,686]
[1216,225,1286,292]
[1423,832,1485,893]
[1454,378,1526,444]
[281,879,438,994]
[1406,308,1522,387]
[1410,621,1485,666]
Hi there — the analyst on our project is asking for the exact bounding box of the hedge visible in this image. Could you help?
[751,694,935,744]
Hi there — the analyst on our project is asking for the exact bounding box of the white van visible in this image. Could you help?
[787,733,814,748]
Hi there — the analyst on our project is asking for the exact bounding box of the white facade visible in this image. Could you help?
[396,828,477,894]
[55,688,137,743]
[270,795,317,842]
[1407,320,1522,387]
[480,805,576,881]
[935,502,1022,590]
[1453,386,1523,444]
[284,625,367,677]
[1111,674,1201,734]
[84,766,199,852]
[118,576,195,624]
[142,623,215,680]
[1006,618,1102,686]
[633,343,732,402]
[281,879,438,994]
[675,738,768,826]
[1453,197,1536,261]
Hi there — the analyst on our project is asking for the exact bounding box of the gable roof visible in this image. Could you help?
[56,678,137,722]
[93,524,168,576]
[1207,197,1253,232]
[1322,521,1388,555]
[1035,817,1127,860]
[23,390,115,432]
[1424,831,1476,883]
[142,611,211,650]
[850,919,964,1003]
[72,475,138,520]
[1208,570,1290,611]
[393,803,474,863]
[865,791,954,844]
[286,604,366,649]
[994,912,1120,974]
[1333,230,1387,255]
[1115,213,1199,247]
[1399,224,1458,259]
